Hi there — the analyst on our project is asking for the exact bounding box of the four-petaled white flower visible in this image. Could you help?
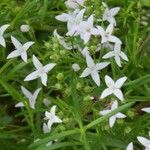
[100,75,127,101]
[44,105,62,129]
[141,107,150,113]
[7,36,34,62]
[99,100,126,127]
[15,86,41,109]
[97,24,122,44]
[56,9,85,36]
[53,29,72,50]
[137,136,150,150]
[102,7,120,26]
[80,54,110,86]
[103,43,128,67]
[0,24,10,47]
[126,142,133,150]
[24,55,56,86]
[77,15,99,44]
[65,0,85,9]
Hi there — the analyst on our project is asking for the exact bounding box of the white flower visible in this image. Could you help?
[102,43,128,67]
[53,29,72,50]
[0,24,10,47]
[100,75,127,101]
[99,100,126,127]
[24,55,56,86]
[77,15,99,44]
[137,136,150,150]
[102,7,120,26]
[43,123,51,133]
[44,105,62,129]
[7,36,34,62]
[15,86,41,109]
[56,9,85,36]
[65,0,85,9]
[80,54,110,86]
[141,107,150,113]
[126,142,133,150]
[97,24,122,44]
[72,63,80,72]
[20,24,30,32]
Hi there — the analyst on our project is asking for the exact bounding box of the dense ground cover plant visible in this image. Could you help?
[0,0,150,149]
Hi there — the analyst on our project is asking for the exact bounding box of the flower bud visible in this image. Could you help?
[44,42,51,49]
[56,73,64,81]
[72,63,80,72]
[125,126,132,134]
[50,54,60,60]
[84,86,92,93]
[126,110,135,119]
[20,24,30,32]
[55,83,63,90]
[64,87,71,96]
[60,50,66,55]
[76,82,82,90]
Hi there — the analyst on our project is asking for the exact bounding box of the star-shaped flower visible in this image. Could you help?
[80,54,110,86]
[102,7,120,26]
[24,55,56,86]
[0,24,10,47]
[15,86,41,109]
[126,142,133,150]
[141,107,150,113]
[56,9,85,36]
[137,136,150,150]
[77,15,99,44]
[65,0,85,9]
[97,24,122,44]
[7,36,34,62]
[100,75,127,101]
[102,43,128,67]
[44,105,62,129]
[99,100,126,127]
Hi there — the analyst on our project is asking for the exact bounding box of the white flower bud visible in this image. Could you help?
[20,24,30,32]
[72,63,80,72]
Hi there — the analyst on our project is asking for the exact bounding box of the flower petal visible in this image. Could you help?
[99,109,111,116]
[141,107,150,113]
[0,24,10,35]
[24,71,39,81]
[114,55,121,67]
[33,55,43,69]
[91,70,100,86]
[113,89,124,101]
[96,62,110,70]
[86,54,95,68]
[102,51,114,59]
[120,51,128,61]
[0,36,6,47]
[116,112,126,118]
[105,75,115,88]
[55,13,70,22]
[106,23,114,35]
[21,86,32,100]
[41,73,48,86]
[15,102,24,108]
[11,36,22,49]
[126,142,133,150]
[23,41,34,51]
[108,35,122,44]
[54,116,62,123]
[111,100,118,110]
[109,116,116,128]
[137,136,150,147]
[80,68,91,78]
[50,105,57,115]
[44,63,56,73]
[109,7,120,16]
[115,76,127,88]
[7,50,20,59]
[21,51,27,62]
[100,88,113,99]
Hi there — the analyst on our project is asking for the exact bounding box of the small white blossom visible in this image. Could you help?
[44,105,62,129]
[80,47,90,57]
[0,24,10,47]
[65,0,85,9]
[7,36,34,62]
[97,24,122,44]
[103,43,128,67]
[20,24,30,32]
[24,55,56,86]
[102,7,120,26]
[99,100,126,127]
[53,29,72,50]
[72,63,80,72]
[15,86,41,109]
[137,136,150,150]
[80,54,110,86]
[56,9,85,36]
[126,142,133,150]
[100,75,127,101]
[43,123,51,133]
[141,107,150,113]
[77,15,99,44]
